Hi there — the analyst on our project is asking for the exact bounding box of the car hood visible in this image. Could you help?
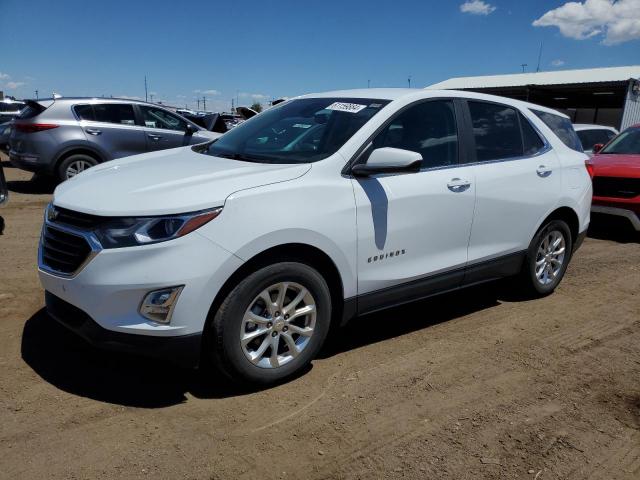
[591,153,640,177]
[53,146,311,216]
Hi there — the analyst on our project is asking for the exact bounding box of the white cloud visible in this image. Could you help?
[551,59,566,66]
[0,72,10,80]
[6,81,25,89]
[533,0,640,45]
[460,1,496,15]
[194,89,220,95]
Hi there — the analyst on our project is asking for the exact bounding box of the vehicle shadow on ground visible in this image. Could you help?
[21,282,522,408]
[7,175,56,194]
[588,214,639,244]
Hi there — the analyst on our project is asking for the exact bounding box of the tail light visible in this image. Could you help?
[14,123,59,134]
[585,160,595,179]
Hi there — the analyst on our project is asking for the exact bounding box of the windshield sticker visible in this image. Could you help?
[369,103,383,108]
[293,123,312,129]
[326,102,367,114]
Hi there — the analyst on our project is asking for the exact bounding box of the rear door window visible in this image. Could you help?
[468,101,523,161]
[532,110,582,152]
[73,104,95,121]
[93,104,136,126]
[520,113,546,155]
[576,129,616,151]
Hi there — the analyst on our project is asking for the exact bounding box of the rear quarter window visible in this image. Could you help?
[532,109,583,152]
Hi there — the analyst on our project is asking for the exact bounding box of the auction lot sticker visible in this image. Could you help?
[326,102,367,113]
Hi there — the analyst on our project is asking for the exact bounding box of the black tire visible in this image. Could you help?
[520,219,573,297]
[56,153,98,182]
[208,262,332,385]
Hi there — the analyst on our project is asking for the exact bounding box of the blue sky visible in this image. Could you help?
[1,0,639,111]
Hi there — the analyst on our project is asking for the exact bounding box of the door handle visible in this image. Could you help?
[447,178,471,192]
[147,134,162,141]
[536,165,552,177]
[85,128,102,136]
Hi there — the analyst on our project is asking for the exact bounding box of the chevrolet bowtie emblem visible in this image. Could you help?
[47,206,59,222]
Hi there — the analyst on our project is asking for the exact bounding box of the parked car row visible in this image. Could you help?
[8,97,220,182]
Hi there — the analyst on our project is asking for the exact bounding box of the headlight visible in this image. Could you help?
[94,207,222,249]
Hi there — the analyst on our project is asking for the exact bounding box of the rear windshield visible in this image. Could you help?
[17,102,46,120]
[532,109,583,152]
[576,129,616,152]
[601,128,640,155]
[204,97,390,164]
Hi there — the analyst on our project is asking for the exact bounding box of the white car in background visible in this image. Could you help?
[39,89,591,385]
[574,124,618,155]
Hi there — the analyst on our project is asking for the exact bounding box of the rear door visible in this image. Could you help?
[463,100,561,267]
[138,105,202,151]
[75,103,147,160]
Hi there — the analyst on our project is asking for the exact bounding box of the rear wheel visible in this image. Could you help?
[208,262,332,385]
[57,154,98,182]
[520,219,572,296]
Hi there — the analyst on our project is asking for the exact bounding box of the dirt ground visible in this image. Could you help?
[0,152,639,480]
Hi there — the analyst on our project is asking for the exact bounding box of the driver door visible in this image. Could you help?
[352,99,476,312]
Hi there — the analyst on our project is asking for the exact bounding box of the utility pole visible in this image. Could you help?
[408,76,412,88]
[231,98,234,112]
[34,89,39,99]
[367,79,370,88]
[149,93,154,103]
[202,96,206,111]
[536,40,544,72]
[144,76,148,102]
[521,63,528,73]
[197,98,200,110]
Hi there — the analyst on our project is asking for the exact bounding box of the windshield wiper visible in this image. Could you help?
[214,152,265,163]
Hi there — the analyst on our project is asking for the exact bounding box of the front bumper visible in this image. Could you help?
[39,225,244,345]
[591,204,640,231]
[45,291,203,368]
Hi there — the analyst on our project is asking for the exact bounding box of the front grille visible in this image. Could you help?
[53,207,107,230]
[593,177,640,199]
[41,225,92,274]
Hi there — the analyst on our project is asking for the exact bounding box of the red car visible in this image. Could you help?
[587,124,640,231]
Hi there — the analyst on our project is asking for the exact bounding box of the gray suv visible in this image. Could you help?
[9,97,219,182]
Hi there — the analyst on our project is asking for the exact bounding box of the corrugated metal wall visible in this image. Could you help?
[621,79,640,130]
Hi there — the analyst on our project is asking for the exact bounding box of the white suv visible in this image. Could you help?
[39,89,592,384]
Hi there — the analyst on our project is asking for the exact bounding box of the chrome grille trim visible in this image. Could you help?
[38,213,103,278]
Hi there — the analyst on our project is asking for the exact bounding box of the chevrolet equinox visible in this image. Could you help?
[39,89,592,385]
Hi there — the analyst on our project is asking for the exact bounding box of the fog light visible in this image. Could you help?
[140,286,183,324]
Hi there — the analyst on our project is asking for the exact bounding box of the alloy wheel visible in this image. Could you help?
[535,230,566,286]
[240,282,317,369]
[65,160,93,178]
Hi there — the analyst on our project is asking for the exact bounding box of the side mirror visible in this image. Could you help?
[592,143,604,154]
[351,147,422,177]
[185,123,198,135]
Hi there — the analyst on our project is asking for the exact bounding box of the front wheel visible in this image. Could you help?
[520,219,573,296]
[208,262,332,385]
[57,154,98,182]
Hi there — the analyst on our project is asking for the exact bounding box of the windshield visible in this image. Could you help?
[204,97,390,163]
[601,128,640,155]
